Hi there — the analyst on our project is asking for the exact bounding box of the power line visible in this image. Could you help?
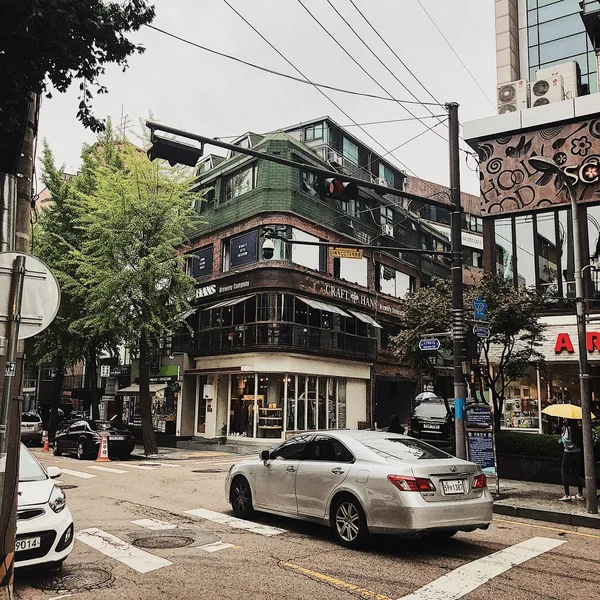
[381,118,448,158]
[414,0,496,109]
[145,24,443,107]
[296,0,449,148]
[220,0,432,182]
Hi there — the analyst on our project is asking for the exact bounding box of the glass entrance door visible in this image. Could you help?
[195,375,207,435]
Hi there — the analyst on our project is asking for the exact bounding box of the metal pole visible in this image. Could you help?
[0,255,26,597]
[0,174,17,253]
[566,182,598,514]
[447,102,467,460]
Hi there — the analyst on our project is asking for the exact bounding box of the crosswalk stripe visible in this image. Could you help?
[200,541,235,553]
[86,466,129,474]
[132,519,178,531]
[118,464,156,471]
[185,508,286,537]
[60,469,98,479]
[397,537,565,600]
[76,528,172,573]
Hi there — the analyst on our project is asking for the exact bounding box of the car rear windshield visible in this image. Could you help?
[362,438,452,461]
[21,413,41,423]
[90,421,128,432]
[19,445,47,482]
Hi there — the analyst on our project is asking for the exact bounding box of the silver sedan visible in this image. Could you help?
[225,430,493,548]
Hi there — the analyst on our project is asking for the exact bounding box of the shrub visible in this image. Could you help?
[496,430,562,459]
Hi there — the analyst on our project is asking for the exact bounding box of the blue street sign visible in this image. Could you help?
[472,296,487,321]
[473,326,490,338]
[419,338,440,351]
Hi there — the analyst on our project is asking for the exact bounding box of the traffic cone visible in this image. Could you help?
[96,432,111,462]
[42,432,50,452]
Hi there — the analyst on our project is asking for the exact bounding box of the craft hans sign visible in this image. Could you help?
[322,284,403,317]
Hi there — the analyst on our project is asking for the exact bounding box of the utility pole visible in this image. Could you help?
[447,103,467,460]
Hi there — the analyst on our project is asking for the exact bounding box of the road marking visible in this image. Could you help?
[185,508,286,536]
[397,537,565,600]
[86,465,130,474]
[118,464,157,471]
[132,519,178,531]
[140,462,181,468]
[75,528,172,573]
[281,562,392,600]
[495,517,600,540]
[49,595,72,600]
[200,541,235,553]
[60,469,98,479]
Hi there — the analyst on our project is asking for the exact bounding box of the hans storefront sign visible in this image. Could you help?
[554,331,600,353]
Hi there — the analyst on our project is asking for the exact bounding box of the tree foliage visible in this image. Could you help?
[390,273,546,429]
[0,0,155,171]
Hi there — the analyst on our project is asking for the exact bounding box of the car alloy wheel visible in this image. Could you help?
[333,497,368,549]
[77,440,87,460]
[231,477,253,518]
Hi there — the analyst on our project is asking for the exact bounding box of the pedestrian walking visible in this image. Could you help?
[388,414,405,434]
[559,418,584,501]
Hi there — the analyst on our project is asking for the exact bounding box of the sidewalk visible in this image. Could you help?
[494,479,600,529]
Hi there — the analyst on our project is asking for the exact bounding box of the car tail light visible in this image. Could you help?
[473,474,487,489]
[388,474,436,492]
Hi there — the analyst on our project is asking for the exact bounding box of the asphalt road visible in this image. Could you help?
[13,449,600,600]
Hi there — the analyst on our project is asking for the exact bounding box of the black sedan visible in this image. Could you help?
[54,419,135,460]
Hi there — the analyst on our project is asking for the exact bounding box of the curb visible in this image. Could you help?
[493,503,600,530]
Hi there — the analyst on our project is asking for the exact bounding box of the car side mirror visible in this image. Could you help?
[260,450,271,464]
[47,466,61,479]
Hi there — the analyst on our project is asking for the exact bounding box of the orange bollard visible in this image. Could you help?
[42,432,50,452]
[95,432,111,462]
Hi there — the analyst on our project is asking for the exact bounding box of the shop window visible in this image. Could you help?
[376,263,413,298]
[257,293,276,322]
[291,228,323,271]
[223,163,257,203]
[336,256,368,287]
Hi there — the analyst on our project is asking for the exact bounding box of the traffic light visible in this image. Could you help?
[318,177,359,201]
[147,133,204,167]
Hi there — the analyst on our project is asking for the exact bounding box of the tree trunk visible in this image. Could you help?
[492,390,503,432]
[88,347,100,420]
[48,357,64,445]
[139,330,158,455]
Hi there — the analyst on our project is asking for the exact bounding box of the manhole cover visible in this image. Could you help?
[133,535,195,549]
[31,566,114,592]
[58,484,78,490]
[192,469,225,473]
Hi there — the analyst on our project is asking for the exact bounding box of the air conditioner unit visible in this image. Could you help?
[497,79,529,114]
[536,62,579,99]
[327,149,343,167]
[531,75,565,107]
[381,223,394,237]
[375,177,389,187]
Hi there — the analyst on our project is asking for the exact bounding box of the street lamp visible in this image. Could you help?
[529,155,598,514]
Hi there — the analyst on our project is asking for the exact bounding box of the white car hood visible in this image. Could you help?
[18,478,53,507]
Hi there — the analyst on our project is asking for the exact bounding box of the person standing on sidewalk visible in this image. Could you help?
[560,418,584,501]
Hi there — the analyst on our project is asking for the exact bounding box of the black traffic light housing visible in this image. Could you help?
[318,177,359,201]
[147,133,204,167]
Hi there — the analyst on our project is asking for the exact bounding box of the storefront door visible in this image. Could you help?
[195,375,208,436]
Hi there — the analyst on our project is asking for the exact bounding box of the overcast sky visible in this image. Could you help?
[38,0,496,196]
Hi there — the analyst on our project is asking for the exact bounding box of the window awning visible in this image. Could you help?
[175,306,199,321]
[297,296,353,317]
[203,294,255,311]
[116,384,168,395]
[347,309,383,328]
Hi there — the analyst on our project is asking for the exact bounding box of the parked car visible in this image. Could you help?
[16,444,74,569]
[225,430,492,549]
[54,419,135,460]
[408,394,453,442]
[20,412,43,446]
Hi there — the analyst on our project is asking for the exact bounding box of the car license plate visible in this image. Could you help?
[423,423,440,430]
[15,537,41,552]
[110,435,125,441]
[442,480,465,495]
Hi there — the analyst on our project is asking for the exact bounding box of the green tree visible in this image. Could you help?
[390,274,545,430]
[0,0,155,172]
[75,142,199,454]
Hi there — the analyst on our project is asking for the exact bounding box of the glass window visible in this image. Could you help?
[495,218,514,281]
[304,123,324,142]
[271,434,313,459]
[558,209,576,297]
[536,211,559,298]
[362,437,452,460]
[19,446,47,482]
[380,206,394,226]
[304,435,354,462]
[342,138,359,165]
[515,215,535,287]
[587,205,600,299]
[538,13,585,43]
[539,34,588,64]
[339,256,368,287]
[291,228,321,271]
[528,9,538,26]
[229,375,257,437]
[538,0,580,23]
[224,163,256,202]
[528,25,539,46]
[463,249,483,268]
[469,215,484,233]
[378,163,395,187]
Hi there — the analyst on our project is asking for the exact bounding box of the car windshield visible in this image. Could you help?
[21,413,41,423]
[19,445,48,482]
[90,421,127,432]
[362,438,452,461]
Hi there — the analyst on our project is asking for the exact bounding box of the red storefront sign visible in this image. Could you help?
[554,332,600,353]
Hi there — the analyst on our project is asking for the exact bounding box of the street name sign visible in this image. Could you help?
[329,247,363,259]
[419,338,440,351]
[473,326,490,338]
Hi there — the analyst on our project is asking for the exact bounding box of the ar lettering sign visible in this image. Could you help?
[554,331,600,353]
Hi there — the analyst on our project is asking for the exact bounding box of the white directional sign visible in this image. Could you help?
[419,338,440,351]
[0,252,60,340]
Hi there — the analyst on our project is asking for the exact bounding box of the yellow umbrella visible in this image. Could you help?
[542,404,596,420]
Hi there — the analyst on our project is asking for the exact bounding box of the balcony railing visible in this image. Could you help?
[172,322,377,360]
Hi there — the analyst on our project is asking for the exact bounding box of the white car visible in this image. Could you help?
[15,444,74,569]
